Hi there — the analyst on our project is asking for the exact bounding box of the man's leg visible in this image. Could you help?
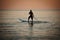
[31,17,33,22]
[28,16,30,22]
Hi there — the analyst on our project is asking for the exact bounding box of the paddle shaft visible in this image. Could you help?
[34,17,39,21]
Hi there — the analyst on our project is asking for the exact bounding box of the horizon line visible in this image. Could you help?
[0,9,60,11]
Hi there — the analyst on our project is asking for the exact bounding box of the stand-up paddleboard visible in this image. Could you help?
[17,19,49,23]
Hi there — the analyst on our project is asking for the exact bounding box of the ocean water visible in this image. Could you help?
[0,18,60,40]
[0,10,60,40]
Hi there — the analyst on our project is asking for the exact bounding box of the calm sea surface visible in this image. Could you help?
[0,10,60,40]
[0,18,60,40]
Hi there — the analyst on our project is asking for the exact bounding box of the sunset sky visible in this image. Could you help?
[1,0,60,10]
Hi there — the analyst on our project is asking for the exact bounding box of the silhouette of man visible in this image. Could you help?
[28,10,34,22]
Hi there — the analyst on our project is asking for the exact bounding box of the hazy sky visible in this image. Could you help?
[1,0,60,10]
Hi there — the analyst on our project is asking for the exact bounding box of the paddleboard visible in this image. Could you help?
[17,19,49,23]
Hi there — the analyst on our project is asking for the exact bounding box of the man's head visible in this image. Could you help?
[30,10,32,12]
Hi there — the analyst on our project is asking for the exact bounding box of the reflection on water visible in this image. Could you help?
[28,21,33,27]
[0,18,60,40]
[28,21,33,40]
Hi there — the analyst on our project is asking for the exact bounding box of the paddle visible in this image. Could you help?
[34,17,39,21]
